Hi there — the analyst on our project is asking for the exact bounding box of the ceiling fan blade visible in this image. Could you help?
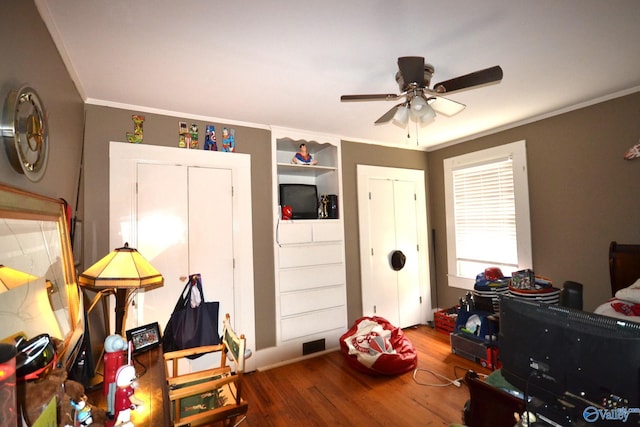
[397,56,425,86]
[374,104,403,124]
[429,96,466,117]
[433,65,503,94]
[341,93,400,101]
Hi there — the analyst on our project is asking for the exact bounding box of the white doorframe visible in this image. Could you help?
[109,141,256,370]
[356,165,432,324]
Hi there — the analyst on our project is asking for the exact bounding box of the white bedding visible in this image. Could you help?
[594,298,640,321]
[594,278,640,321]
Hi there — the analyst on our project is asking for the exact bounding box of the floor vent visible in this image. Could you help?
[302,338,326,355]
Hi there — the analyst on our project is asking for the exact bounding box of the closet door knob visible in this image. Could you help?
[390,250,406,271]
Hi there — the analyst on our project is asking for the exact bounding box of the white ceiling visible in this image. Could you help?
[36,0,640,150]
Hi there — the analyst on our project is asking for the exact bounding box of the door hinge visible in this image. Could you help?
[371,248,374,256]
[419,296,422,304]
[373,305,376,314]
[368,191,372,200]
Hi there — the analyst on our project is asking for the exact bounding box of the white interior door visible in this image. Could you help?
[135,163,189,332]
[367,179,400,323]
[357,165,431,328]
[187,166,234,320]
[135,164,234,332]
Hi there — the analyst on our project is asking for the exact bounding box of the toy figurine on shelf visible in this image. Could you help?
[111,364,143,427]
[178,121,188,148]
[320,194,329,218]
[103,334,127,419]
[221,127,235,152]
[190,123,199,149]
[291,143,317,165]
[126,115,144,144]
[204,125,217,150]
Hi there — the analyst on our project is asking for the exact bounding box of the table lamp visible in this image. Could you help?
[78,243,163,336]
[0,265,38,293]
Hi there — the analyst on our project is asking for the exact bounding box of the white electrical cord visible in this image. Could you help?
[412,367,464,387]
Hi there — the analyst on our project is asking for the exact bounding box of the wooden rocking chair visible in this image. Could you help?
[164,313,248,426]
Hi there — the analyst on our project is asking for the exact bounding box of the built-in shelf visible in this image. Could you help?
[271,127,347,349]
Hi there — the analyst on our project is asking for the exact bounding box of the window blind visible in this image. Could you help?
[452,156,518,278]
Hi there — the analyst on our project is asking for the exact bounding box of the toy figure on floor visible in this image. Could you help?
[109,364,143,427]
[291,143,317,165]
[221,127,235,152]
[103,335,127,418]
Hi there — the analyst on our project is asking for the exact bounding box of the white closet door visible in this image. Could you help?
[366,178,400,323]
[358,165,429,329]
[393,180,422,327]
[136,163,189,332]
[188,167,234,319]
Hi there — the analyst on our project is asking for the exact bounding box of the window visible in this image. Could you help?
[443,140,532,290]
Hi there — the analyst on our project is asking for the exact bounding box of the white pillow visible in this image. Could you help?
[615,278,640,304]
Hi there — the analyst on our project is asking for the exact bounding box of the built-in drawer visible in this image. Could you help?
[312,221,343,242]
[276,221,313,244]
[278,243,343,268]
[280,305,347,342]
[276,220,343,245]
[279,264,344,292]
[280,285,346,317]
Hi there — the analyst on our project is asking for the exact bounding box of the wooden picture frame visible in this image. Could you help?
[126,322,161,354]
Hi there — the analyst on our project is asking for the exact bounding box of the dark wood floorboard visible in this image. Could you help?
[240,324,490,426]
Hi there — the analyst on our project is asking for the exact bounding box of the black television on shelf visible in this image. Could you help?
[499,295,640,425]
[279,184,318,219]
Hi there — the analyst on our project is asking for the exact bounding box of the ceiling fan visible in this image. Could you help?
[340,56,503,127]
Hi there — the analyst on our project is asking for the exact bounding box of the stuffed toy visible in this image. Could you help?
[64,380,106,427]
[19,365,106,427]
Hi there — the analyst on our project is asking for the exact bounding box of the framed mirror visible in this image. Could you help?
[0,183,83,369]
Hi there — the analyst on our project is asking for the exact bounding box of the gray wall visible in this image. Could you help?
[0,0,84,202]
[428,92,640,311]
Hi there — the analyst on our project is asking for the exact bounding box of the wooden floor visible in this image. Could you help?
[240,325,491,426]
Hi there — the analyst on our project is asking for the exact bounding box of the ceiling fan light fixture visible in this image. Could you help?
[409,95,428,120]
[418,103,436,126]
[392,105,409,128]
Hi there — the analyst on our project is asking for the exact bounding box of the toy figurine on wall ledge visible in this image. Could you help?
[221,127,236,152]
[190,123,199,149]
[291,143,318,165]
[126,115,144,143]
[204,125,217,150]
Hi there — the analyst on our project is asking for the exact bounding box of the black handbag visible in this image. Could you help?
[162,273,220,358]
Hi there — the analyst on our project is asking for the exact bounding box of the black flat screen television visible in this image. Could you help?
[499,295,640,425]
[279,184,318,219]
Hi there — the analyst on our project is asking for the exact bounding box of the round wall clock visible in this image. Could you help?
[2,85,49,182]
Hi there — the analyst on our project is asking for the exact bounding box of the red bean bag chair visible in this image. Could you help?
[340,316,417,376]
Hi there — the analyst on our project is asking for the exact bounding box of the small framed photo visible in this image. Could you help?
[126,322,161,354]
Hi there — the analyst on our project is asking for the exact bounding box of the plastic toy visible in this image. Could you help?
[291,143,317,165]
[110,364,143,427]
[204,125,217,150]
[126,115,144,144]
[221,127,235,152]
[103,335,127,418]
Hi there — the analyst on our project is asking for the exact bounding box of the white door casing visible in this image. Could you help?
[109,141,256,370]
[357,165,432,327]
